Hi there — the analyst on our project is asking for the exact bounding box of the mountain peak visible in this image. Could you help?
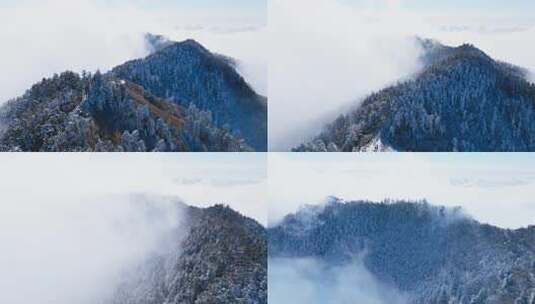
[179,38,203,47]
[166,38,210,56]
[141,34,214,62]
[418,38,491,68]
[453,42,491,60]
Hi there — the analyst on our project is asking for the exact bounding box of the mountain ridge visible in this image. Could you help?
[111,35,267,151]
[110,203,267,304]
[0,35,266,151]
[295,39,535,152]
[269,199,535,303]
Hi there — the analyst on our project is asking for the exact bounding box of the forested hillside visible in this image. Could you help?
[111,204,267,304]
[295,40,535,152]
[269,199,535,303]
[112,38,267,151]
[0,35,265,151]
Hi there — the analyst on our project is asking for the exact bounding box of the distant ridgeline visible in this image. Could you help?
[295,39,535,152]
[269,199,535,304]
[0,34,267,152]
[110,204,267,304]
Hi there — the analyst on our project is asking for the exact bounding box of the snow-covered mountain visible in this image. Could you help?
[111,36,267,151]
[110,204,267,304]
[295,39,535,152]
[0,35,266,152]
[269,199,535,303]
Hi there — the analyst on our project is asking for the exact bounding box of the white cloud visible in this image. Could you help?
[0,0,266,103]
[0,193,184,304]
[269,257,408,304]
[268,0,424,150]
[268,153,535,229]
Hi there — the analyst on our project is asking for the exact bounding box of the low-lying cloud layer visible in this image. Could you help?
[269,257,408,304]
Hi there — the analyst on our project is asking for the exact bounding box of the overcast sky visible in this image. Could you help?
[269,153,535,229]
[0,153,267,225]
[0,0,267,103]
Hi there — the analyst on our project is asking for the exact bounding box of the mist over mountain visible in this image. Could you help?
[110,204,267,304]
[269,199,535,303]
[0,35,266,152]
[0,196,266,304]
[144,33,175,54]
[295,39,535,152]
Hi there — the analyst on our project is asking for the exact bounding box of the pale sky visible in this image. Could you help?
[2,0,266,18]
[338,0,535,15]
[0,153,267,225]
[268,153,535,229]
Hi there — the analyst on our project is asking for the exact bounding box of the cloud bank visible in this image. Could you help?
[269,257,408,304]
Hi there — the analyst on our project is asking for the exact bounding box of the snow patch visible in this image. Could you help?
[358,136,396,152]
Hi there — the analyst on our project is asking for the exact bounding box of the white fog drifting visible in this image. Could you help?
[0,194,184,304]
[269,257,408,304]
